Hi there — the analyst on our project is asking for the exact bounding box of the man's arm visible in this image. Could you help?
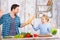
[20,23,27,28]
[0,10,3,18]
[0,16,2,25]
[20,14,36,28]
[0,10,3,25]
[18,17,28,28]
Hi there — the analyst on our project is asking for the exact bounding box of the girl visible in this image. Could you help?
[31,14,51,34]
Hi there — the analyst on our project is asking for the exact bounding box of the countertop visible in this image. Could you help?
[2,36,60,40]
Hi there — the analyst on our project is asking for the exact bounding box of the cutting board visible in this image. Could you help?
[38,34,52,37]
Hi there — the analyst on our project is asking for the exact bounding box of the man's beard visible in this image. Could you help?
[14,13,17,16]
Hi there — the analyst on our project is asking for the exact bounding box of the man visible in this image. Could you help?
[0,4,30,37]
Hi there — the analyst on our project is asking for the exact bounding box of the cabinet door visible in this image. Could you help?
[57,0,60,27]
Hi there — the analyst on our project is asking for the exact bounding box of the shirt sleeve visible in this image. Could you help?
[0,16,3,25]
[32,25,40,31]
[18,18,21,27]
[47,23,51,33]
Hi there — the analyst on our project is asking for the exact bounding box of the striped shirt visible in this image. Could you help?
[0,13,21,37]
[9,18,17,36]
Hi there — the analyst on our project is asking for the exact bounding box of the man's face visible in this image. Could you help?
[13,7,19,14]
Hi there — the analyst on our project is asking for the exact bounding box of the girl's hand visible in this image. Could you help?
[31,22,34,26]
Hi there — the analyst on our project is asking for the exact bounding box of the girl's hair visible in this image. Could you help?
[42,14,49,22]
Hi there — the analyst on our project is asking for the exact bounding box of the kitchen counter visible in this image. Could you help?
[2,36,60,40]
[2,34,60,40]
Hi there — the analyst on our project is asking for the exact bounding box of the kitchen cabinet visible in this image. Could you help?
[36,0,53,18]
[56,0,60,27]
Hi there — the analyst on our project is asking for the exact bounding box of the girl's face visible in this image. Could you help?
[41,17,48,23]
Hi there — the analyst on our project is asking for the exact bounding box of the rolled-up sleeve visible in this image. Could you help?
[32,25,40,31]
[47,24,51,33]
[0,17,3,25]
[18,18,21,27]
[18,21,21,27]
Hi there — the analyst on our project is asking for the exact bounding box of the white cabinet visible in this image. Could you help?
[36,0,53,18]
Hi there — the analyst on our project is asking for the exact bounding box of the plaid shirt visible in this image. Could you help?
[0,13,21,37]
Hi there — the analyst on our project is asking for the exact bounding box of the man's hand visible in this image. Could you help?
[20,23,26,28]
[0,10,3,18]
[20,14,36,28]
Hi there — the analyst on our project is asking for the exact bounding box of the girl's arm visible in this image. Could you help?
[47,23,51,33]
[31,23,40,31]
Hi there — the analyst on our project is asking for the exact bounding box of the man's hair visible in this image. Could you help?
[11,4,19,11]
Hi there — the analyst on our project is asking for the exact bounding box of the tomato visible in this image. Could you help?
[26,34,30,38]
[34,34,38,37]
